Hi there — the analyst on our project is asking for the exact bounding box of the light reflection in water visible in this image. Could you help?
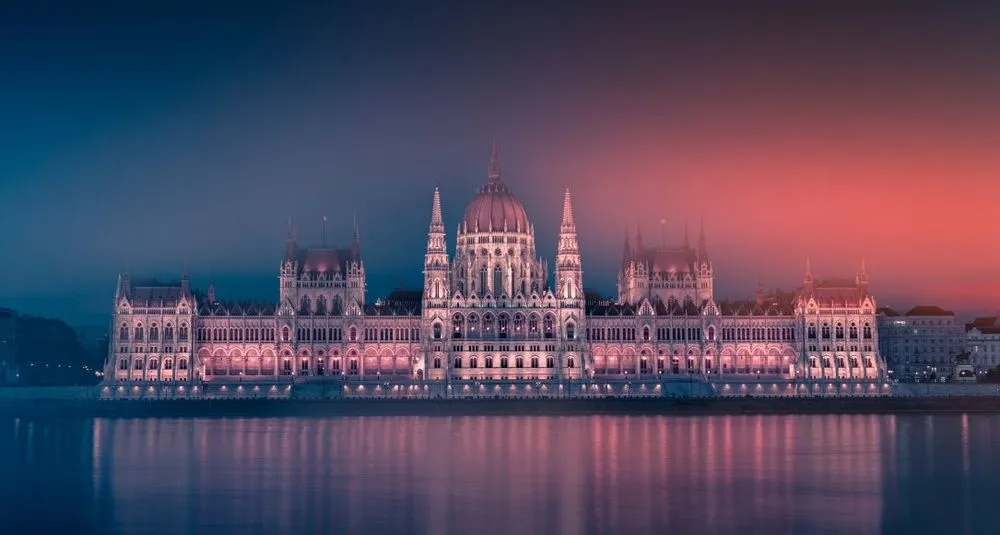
[2,415,1000,534]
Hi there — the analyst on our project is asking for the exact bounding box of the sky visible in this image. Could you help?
[1,1,999,325]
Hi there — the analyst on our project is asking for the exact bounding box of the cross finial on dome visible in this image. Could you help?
[488,141,501,182]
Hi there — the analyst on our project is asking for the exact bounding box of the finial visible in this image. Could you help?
[861,257,868,276]
[659,218,666,248]
[430,186,444,227]
[322,215,328,247]
[352,213,360,243]
[684,223,690,249]
[805,256,813,280]
[488,141,501,182]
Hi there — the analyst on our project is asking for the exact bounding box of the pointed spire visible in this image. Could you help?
[488,141,501,183]
[697,216,709,261]
[636,224,644,252]
[352,213,360,243]
[321,215,328,247]
[431,186,443,227]
[560,186,575,228]
[860,258,868,278]
[804,256,814,283]
[683,223,690,249]
[659,218,666,248]
[623,225,632,261]
[755,275,765,306]
[284,216,297,260]
[207,280,216,305]
[181,263,190,294]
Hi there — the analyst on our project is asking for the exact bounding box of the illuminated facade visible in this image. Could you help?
[103,148,886,394]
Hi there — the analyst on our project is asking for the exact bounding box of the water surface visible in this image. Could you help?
[2,414,997,534]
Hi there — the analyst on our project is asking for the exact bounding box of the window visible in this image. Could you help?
[863,323,872,339]
[134,326,144,341]
[118,358,128,370]
[567,357,575,369]
[835,323,844,339]
[498,314,509,336]
[163,359,173,370]
[707,326,716,342]
[479,267,487,296]
[546,356,554,368]
[849,323,858,339]
[513,314,525,333]
[483,314,494,333]
[567,323,576,340]
[134,359,144,370]
[516,357,524,368]
[164,325,174,341]
[493,265,502,295]
[470,357,478,369]
[530,356,539,368]
[281,326,290,342]
[807,323,817,339]
[529,315,539,333]
[821,324,831,339]
[543,315,554,338]
[149,325,159,341]
[453,314,464,339]
[642,326,650,341]
[501,356,509,368]
[433,357,442,369]
[433,323,442,340]
[453,358,462,369]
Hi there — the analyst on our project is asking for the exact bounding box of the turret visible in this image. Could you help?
[423,186,450,305]
[803,257,814,294]
[555,187,583,303]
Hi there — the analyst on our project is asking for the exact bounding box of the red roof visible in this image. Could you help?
[905,305,954,317]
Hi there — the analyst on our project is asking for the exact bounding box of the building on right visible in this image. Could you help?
[877,305,966,381]
[0,308,18,385]
[966,316,1000,374]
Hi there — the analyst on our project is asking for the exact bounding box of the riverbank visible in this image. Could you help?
[3,396,1000,418]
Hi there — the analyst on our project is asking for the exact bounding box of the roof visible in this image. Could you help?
[123,279,190,307]
[293,246,360,276]
[461,180,531,234]
[967,317,1000,334]
[905,305,954,317]
[198,299,277,316]
[877,306,900,317]
[632,246,697,275]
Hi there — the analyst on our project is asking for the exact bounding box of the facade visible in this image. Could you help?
[966,317,1000,373]
[0,308,17,385]
[104,149,886,396]
[877,305,966,380]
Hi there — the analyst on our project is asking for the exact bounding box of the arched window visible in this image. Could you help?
[349,326,357,341]
[163,359,173,370]
[493,265,503,295]
[849,323,858,339]
[134,359,144,370]
[863,323,872,339]
[300,296,311,314]
[316,296,327,315]
[483,314,494,333]
[707,326,716,341]
[453,357,463,369]
[530,356,539,368]
[513,314,525,333]
[433,357,442,369]
[500,356,509,368]
[546,356,554,368]
[118,358,128,370]
[178,358,188,370]
[642,325,650,341]
[149,324,159,341]
[281,326,290,342]
[543,315,554,338]
[821,323,831,339]
[567,357,576,368]
[485,356,494,368]
[467,313,480,335]
[149,359,159,370]
[119,324,129,341]
[433,323,442,340]
[453,314,464,339]
[470,357,478,368]
[528,315,539,333]
[567,323,576,340]
[516,356,524,368]
[835,323,844,339]
[433,280,441,299]
[807,323,817,339]
[479,267,488,296]
[163,325,174,341]
[134,325,144,341]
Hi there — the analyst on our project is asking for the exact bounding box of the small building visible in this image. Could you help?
[0,308,18,385]
[877,305,966,381]
[966,317,1000,374]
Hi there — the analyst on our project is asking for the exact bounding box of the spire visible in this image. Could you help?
[755,275,765,307]
[352,214,360,243]
[804,256,814,290]
[181,263,190,294]
[207,280,216,305]
[659,219,666,248]
[683,223,690,249]
[488,141,501,183]
[321,215,328,247]
[636,224,644,252]
[430,185,444,229]
[560,186,575,228]
[623,225,632,261]
[698,216,709,261]
[860,258,868,279]
[284,216,297,260]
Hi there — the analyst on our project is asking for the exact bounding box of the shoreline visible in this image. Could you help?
[3,396,1000,418]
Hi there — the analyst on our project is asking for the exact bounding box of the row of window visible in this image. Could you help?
[119,324,189,342]
[808,357,877,369]
[437,355,575,369]
[806,322,873,340]
[196,327,277,342]
[118,357,189,371]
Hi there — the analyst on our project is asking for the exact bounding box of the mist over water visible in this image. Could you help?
[2,414,998,534]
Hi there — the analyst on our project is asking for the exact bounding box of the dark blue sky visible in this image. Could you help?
[3,1,999,325]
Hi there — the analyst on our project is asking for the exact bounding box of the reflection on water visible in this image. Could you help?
[3,414,1000,534]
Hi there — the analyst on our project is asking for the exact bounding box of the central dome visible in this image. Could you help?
[460,145,532,234]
